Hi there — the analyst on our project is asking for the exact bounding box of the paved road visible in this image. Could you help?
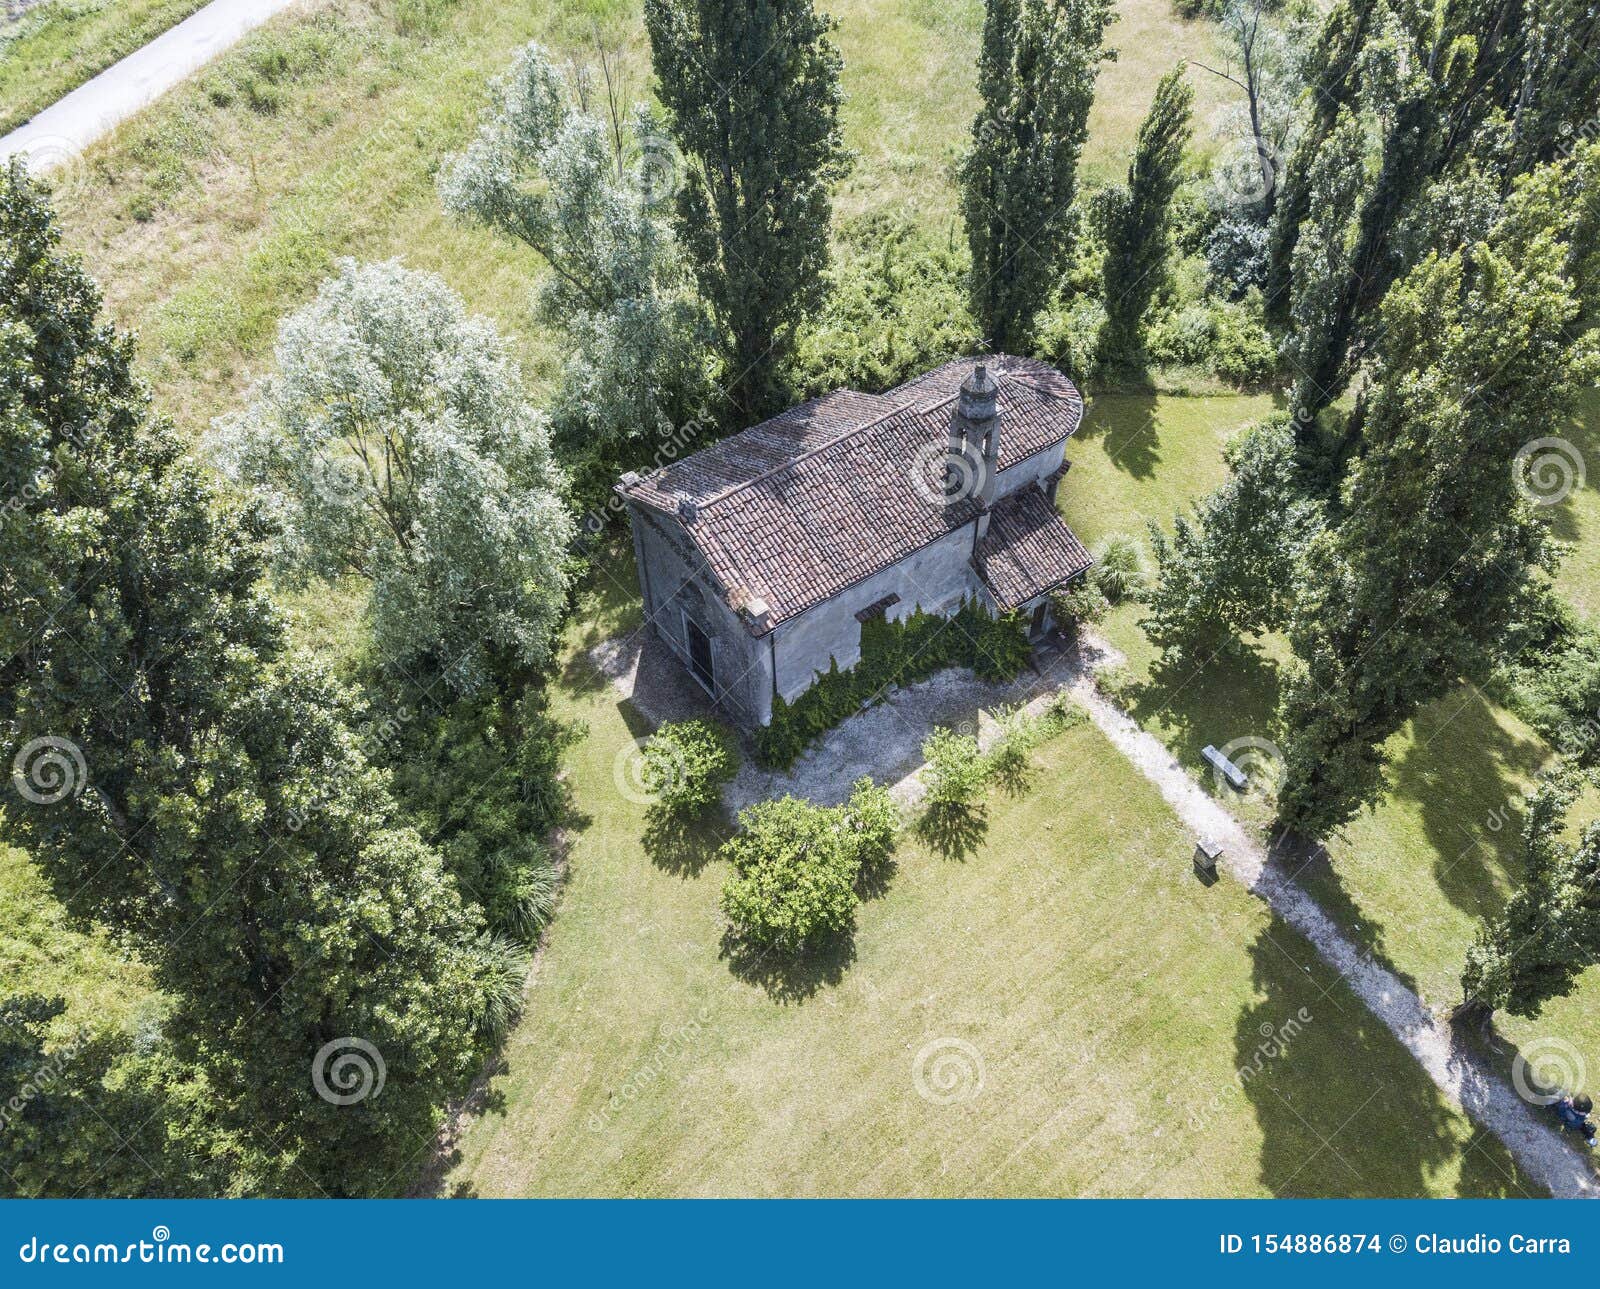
[0,0,304,172]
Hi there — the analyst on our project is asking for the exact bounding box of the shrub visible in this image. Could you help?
[794,214,974,396]
[378,685,574,945]
[970,608,1033,682]
[719,796,864,951]
[1205,216,1269,298]
[982,704,1034,789]
[1089,533,1150,604]
[1144,291,1276,384]
[1034,294,1105,387]
[922,727,986,812]
[840,776,900,875]
[643,719,740,817]
[1051,580,1110,637]
[1095,662,1140,705]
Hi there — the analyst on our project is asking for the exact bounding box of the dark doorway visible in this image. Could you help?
[1029,601,1049,638]
[685,616,715,692]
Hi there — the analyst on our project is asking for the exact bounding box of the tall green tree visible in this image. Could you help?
[1274,154,1599,837]
[1267,0,1600,427]
[1099,64,1193,363]
[1282,109,1369,427]
[962,0,1113,352]
[644,0,849,421]
[0,166,503,1196]
[1459,769,1600,1026]
[1261,0,1373,325]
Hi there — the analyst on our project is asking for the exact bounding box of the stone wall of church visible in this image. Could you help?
[627,502,772,727]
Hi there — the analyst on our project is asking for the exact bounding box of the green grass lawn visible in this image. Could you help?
[445,562,1528,1198]
[0,839,161,1046]
[1060,389,1281,549]
[0,0,214,135]
[1066,389,1600,1132]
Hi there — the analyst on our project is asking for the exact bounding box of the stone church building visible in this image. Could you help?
[616,355,1093,729]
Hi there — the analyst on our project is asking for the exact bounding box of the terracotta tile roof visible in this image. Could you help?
[974,486,1094,610]
[618,356,1084,631]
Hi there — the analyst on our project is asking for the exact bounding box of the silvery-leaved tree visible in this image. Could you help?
[439,42,710,461]
[211,258,573,695]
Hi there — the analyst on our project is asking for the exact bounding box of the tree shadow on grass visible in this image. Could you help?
[914,801,989,862]
[1387,685,1551,920]
[642,805,733,878]
[409,1082,508,1197]
[719,928,855,1004]
[1075,391,1163,482]
[1134,640,1285,778]
[1265,829,1418,998]
[988,749,1037,798]
[1231,917,1535,1197]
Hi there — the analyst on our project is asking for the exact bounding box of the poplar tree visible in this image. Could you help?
[1267,0,1600,426]
[644,0,849,421]
[962,0,1113,351]
[1100,65,1193,363]
[1275,152,1600,837]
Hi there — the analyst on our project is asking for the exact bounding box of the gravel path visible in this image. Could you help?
[1064,632,1598,1200]
[0,0,304,170]
[596,622,1599,1195]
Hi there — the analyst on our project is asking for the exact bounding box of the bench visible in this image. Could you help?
[1202,744,1248,789]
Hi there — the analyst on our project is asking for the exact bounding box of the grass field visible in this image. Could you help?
[0,840,161,1046]
[0,0,214,135]
[444,563,1528,1198]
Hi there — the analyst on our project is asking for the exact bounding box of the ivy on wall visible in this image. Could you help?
[754,599,1032,767]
